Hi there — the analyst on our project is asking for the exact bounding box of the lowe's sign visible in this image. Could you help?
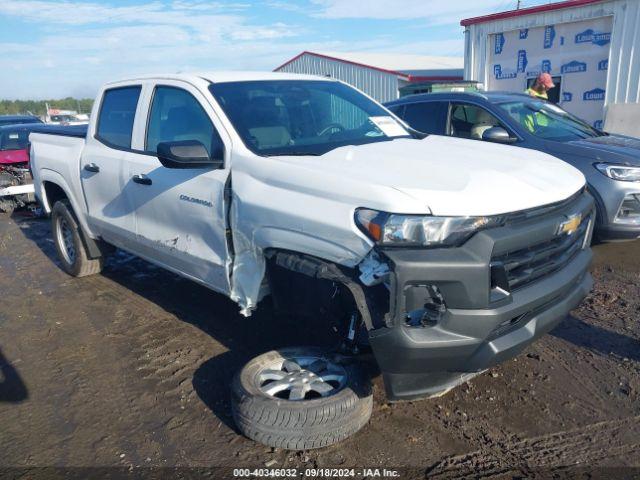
[575,29,611,46]
[486,16,612,127]
[495,33,505,54]
[493,64,517,80]
[517,50,528,73]
[543,25,555,49]
[583,88,605,101]
[561,60,587,74]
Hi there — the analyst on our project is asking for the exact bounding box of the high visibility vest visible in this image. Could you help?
[524,88,549,131]
[525,87,548,100]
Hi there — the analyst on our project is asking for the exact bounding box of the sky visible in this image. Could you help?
[0,0,553,99]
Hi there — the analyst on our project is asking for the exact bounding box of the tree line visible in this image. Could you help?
[0,98,94,117]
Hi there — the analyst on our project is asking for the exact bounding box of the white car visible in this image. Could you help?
[30,72,594,449]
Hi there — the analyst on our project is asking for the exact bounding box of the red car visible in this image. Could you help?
[0,123,88,212]
[0,126,31,166]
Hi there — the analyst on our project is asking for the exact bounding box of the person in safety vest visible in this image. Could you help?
[526,72,555,100]
[523,73,555,131]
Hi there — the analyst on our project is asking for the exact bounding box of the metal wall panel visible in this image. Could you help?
[463,0,640,107]
[276,53,401,103]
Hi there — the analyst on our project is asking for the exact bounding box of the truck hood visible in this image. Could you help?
[290,135,585,217]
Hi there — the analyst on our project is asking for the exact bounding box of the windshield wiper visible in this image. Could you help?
[262,151,324,157]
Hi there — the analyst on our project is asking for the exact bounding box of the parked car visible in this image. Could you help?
[30,72,594,449]
[386,92,640,242]
[0,123,86,212]
[0,115,43,127]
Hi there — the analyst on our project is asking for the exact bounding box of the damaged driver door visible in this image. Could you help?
[122,82,232,294]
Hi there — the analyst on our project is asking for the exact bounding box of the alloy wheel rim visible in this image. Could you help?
[57,217,76,265]
[257,355,347,401]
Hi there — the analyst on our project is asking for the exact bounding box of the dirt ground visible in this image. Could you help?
[1,212,639,478]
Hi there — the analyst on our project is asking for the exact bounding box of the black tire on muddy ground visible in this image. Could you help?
[51,199,103,277]
[231,347,373,450]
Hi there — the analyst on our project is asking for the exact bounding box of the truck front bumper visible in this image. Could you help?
[367,192,594,401]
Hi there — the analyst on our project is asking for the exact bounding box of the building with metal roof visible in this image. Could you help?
[274,51,464,103]
[461,0,640,134]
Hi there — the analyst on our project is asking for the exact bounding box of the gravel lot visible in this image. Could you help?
[1,212,639,477]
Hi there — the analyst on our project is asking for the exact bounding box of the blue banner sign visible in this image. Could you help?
[561,60,587,74]
[583,88,605,101]
[562,92,573,102]
[598,59,609,71]
[593,120,603,129]
[519,29,528,39]
[541,59,552,73]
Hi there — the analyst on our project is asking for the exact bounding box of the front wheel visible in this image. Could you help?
[231,347,373,450]
[51,200,103,277]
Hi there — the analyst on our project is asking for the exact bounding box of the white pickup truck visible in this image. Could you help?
[30,72,594,450]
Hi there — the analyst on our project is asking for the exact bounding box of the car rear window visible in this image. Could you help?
[0,129,30,150]
[96,86,141,149]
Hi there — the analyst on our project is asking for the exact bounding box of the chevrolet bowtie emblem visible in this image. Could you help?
[558,213,582,236]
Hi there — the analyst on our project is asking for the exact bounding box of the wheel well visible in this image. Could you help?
[43,181,68,209]
[264,249,389,332]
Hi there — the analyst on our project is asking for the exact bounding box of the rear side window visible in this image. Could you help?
[145,86,223,158]
[96,86,141,149]
[400,101,449,135]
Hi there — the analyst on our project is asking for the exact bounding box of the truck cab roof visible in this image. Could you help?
[104,71,333,87]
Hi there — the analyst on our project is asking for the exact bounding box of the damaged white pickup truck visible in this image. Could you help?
[30,72,595,449]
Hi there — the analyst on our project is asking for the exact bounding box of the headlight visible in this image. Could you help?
[595,163,640,182]
[355,208,504,247]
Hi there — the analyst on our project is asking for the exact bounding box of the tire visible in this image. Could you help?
[231,347,373,450]
[51,199,103,277]
[0,199,16,214]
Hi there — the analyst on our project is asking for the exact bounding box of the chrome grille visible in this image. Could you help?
[491,214,591,291]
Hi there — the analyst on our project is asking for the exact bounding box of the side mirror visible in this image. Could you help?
[482,126,518,144]
[156,140,223,169]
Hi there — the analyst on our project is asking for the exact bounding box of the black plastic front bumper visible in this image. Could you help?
[595,223,640,242]
[367,193,595,401]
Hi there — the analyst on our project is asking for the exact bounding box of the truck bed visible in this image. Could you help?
[30,129,88,217]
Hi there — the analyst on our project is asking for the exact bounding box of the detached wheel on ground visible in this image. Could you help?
[231,347,373,450]
[51,199,103,277]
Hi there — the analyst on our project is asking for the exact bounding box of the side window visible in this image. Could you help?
[400,102,448,135]
[450,103,503,140]
[96,86,141,149]
[146,86,223,158]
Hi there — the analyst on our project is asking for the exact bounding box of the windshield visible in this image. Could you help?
[497,99,604,141]
[209,80,410,156]
[0,129,29,151]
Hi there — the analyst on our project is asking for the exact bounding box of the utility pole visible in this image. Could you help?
[517,0,522,9]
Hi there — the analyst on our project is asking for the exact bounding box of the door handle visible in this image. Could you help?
[84,163,100,173]
[132,174,152,186]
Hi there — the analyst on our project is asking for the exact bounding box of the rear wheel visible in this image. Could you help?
[51,200,103,277]
[231,347,373,450]
[0,199,17,214]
